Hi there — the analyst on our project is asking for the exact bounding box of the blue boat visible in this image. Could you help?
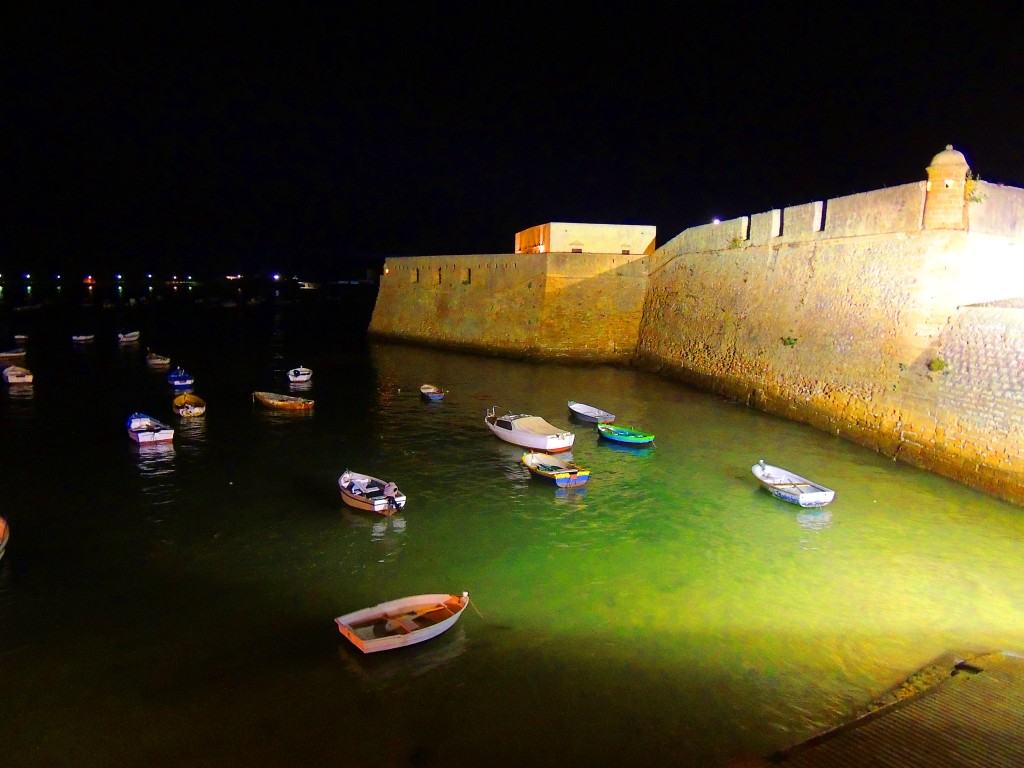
[167,368,194,388]
[420,384,445,402]
[522,451,591,488]
[596,423,655,446]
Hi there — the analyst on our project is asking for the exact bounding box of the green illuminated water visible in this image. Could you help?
[2,293,1023,766]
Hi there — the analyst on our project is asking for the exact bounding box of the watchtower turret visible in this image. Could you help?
[923,144,969,230]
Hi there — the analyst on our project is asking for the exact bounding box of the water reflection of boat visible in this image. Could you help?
[339,625,467,689]
[797,509,833,531]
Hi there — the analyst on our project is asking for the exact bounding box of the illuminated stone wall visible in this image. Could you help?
[369,251,648,362]
[635,181,1024,504]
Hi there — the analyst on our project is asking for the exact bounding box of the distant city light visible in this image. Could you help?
[384,267,390,275]
[147,273,153,279]
[55,274,61,279]
[116,274,122,280]
[24,273,31,280]
[273,274,281,281]
[712,218,720,225]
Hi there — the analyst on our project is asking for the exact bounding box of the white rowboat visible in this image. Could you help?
[752,460,835,507]
[339,470,406,515]
[567,400,615,423]
[335,592,470,653]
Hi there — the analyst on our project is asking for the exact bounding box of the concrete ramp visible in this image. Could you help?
[772,652,1024,767]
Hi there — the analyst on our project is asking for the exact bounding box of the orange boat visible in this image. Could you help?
[0,516,9,561]
[252,390,314,410]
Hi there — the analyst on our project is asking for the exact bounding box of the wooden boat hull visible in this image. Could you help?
[567,400,615,423]
[3,365,33,384]
[126,413,174,443]
[173,393,206,417]
[147,352,171,367]
[0,348,27,363]
[485,407,574,452]
[287,367,312,382]
[335,592,469,653]
[72,335,95,344]
[253,390,314,410]
[118,331,141,344]
[522,451,591,487]
[752,461,835,507]
[597,423,655,446]
[339,470,406,515]
[0,516,8,561]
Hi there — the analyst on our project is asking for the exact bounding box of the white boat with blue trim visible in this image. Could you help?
[752,460,834,507]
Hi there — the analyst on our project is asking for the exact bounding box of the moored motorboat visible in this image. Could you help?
[2,365,33,384]
[596,423,655,446]
[126,413,174,443]
[173,392,207,417]
[568,400,615,423]
[522,451,591,487]
[335,592,470,653]
[338,470,406,515]
[118,330,141,344]
[484,406,574,452]
[751,460,835,508]
[72,334,96,344]
[420,384,444,401]
[253,390,314,410]
[167,368,195,387]
[287,365,312,383]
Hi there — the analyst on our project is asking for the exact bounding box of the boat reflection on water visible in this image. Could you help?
[797,509,833,531]
[134,443,177,506]
[6,383,35,401]
[339,508,407,542]
[598,440,655,457]
[288,380,313,393]
[554,486,588,502]
[338,624,467,691]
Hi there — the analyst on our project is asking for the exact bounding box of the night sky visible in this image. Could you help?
[6,7,1022,280]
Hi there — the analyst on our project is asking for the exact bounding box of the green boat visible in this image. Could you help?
[596,423,655,446]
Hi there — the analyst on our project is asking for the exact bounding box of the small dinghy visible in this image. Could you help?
[522,451,591,488]
[0,515,9,561]
[420,384,444,401]
[2,365,33,384]
[146,350,171,367]
[567,400,615,423]
[0,348,27,363]
[751,460,835,507]
[117,330,141,344]
[596,423,655,446]
[335,592,470,653]
[173,392,206,417]
[126,413,174,444]
[287,366,312,383]
[72,334,95,344]
[253,390,314,410]
[339,470,406,515]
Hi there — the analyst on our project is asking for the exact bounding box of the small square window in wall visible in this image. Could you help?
[621,249,630,255]
[461,267,471,285]
[572,248,583,253]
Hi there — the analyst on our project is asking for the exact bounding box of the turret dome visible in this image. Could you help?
[929,144,968,168]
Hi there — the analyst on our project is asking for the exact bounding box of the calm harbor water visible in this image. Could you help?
[2,287,1023,767]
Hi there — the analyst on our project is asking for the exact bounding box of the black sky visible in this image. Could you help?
[5,6,1022,280]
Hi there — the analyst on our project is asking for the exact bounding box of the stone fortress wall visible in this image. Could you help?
[370,147,1024,504]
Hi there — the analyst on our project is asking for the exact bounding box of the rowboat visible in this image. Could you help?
[117,330,141,344]
[253,390,314,410]
[484,406,574,453]
[596,423,655,446]
[0,348,27,363]
[167,368,195,387]
[13,334,28,344]
[339,470,406,515]
[172,392,206,417]
[126,413,174,444]
[287,366,312,383]
[335,592,470,653]
[752,460,835,508]
[3,365,33,384]
[146,350,171,367]
[72,334,95,344]
[420,383,444,401]
[522,451,591,488]
[568,400,615,423]
[0,516,9,561]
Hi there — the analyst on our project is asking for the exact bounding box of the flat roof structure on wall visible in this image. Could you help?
[515,222,656,255]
